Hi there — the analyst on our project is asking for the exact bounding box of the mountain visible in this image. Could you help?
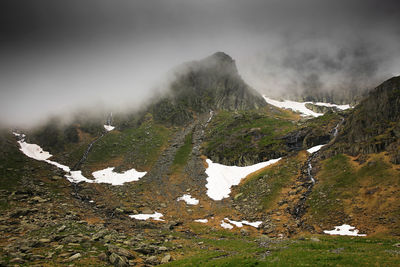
[334,76,400,163]
[0,53,399,266]
[150,52,267,125]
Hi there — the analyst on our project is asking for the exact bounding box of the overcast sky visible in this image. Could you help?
[1,0,400,127]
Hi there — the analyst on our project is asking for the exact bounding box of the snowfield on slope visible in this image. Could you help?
[177,194,199,205]
[324,224,366,236]
[92,167,147,185]
[129,212,164,221]
[14,132,71,172]
[205,157,281,200]
[220,220,234,229]
[263,96,351,117]
[224,218,262,228]
[307,144,326,153]
[194,219,208,223]
[65,171,94,183]
[14,132,146,186]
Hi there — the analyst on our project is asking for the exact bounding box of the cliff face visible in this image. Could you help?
[334,76,400,162]
[150,52,266,125]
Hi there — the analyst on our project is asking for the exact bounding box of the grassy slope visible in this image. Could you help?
[307,153,400,235]
[83,116,172,173]
[203,108,297,165]
[163,224,400,266]
[233,153,305,212]
[171,131,193,172]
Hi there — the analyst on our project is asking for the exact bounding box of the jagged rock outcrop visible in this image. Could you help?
[333,76,400,162]
[150,52,266,125]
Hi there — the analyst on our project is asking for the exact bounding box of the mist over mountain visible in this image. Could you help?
[1,0,400,127]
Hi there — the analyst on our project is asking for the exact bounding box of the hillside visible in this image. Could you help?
[333,76,400,163]
[0,53,399,266]
[150,52,267,125]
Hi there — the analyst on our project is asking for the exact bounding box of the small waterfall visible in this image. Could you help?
[333,118,344,137]
[206,110,214,123]
[72,133,105,171]
[308,162,315,184]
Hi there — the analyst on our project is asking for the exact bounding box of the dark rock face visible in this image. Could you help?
[151,52,266,125]
[335,76,400,161]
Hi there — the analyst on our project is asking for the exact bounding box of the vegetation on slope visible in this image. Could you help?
[233,154,304,214]
[83,114,172,173]
[203,108,297,165]
[164,225,400,267]
[334,76,400,163]
[306,153,400,235]
[171,132,193,172]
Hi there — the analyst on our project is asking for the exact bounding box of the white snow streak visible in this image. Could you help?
[314,102,351,110]
[324,224,366,236]
[65,171,94,184]
[177,194,199,205]
[14,132,71,172]
[263,96,323,117]
[220,221,234,229]
[17,139,52,161]
[263,96,351,117]
[224,218,262,228]
[205,158,281,200]
[194,219,208,223]
[13,132,145,186]
[129,212,164,221]
[307,144,325,154]
[92,167,147,186]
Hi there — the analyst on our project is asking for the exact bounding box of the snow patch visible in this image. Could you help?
[307,144,325,154]
[194,219,208,223]
[263,96,323,117]
[224,218,263,228]
[92,167,147,186]
[104,125,115,131]
[263,96,351,117]
[129,212,164,221]
[44,160,71,172]
[220,220,234,229]
[13,132,145,186]
[65,171,94,184]
[14,133,71,172]
[205,158,281,200]
[314,102,351,110]
[177,194,199,205]
[324,224,366,236]
[17,139,53,161]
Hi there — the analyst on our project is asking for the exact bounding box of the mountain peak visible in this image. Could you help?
[150,53,266,125]
[208,51,234,62]
[197,51,238,75]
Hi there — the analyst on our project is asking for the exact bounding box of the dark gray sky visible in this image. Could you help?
[1,0,400,127]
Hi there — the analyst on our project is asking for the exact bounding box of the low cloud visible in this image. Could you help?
[1,0,399,127]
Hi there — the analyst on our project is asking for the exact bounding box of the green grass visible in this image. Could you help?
[164,230,400,267]
[204,109,296,165]
[84,117,171,170]
[172,132,193,171]
[236,156,303,210]
[308,153,399,223]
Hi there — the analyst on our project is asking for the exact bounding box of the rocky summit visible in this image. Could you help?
[0,53,399,266]
[150,52,266,125]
